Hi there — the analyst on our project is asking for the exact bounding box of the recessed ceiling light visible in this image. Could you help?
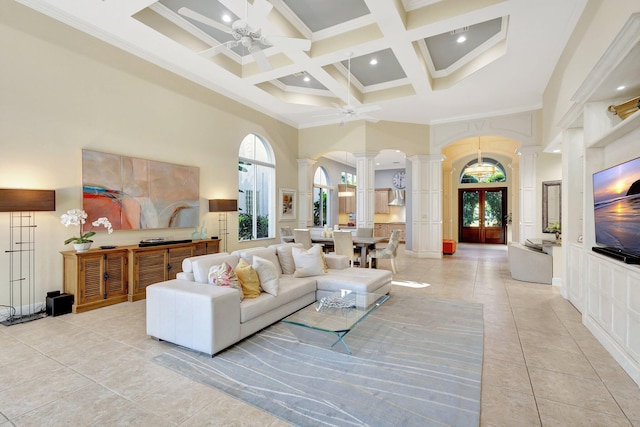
[369,58,378,66]
[553,149,561,153]
[222,14,232,23]
[616,85,626,91]
[456,35,467,44]
[303,76,310,82]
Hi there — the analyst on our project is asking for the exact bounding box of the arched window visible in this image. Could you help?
[238,134,275,241]
[460,157,507,184]
[313,167,330,226]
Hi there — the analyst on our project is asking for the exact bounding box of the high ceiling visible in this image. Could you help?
[18,0,588,129]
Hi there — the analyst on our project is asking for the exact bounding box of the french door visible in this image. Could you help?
[459,188,507,244]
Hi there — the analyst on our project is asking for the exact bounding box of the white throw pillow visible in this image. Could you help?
[292,245,326,278]
[237,247,282,277]
[252,256,280,296]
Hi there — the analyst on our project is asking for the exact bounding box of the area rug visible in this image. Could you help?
[153,295,484,426]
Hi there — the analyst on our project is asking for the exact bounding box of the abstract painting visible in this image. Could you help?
[82,149,199,230]
[279,188,296,221]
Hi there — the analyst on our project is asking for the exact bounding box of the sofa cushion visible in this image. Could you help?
[252,255,280,296]
[182,251,232,273]
[292,245,326,278]
[233,247,282,277]
[315,268,392,294]
[192,254,240,284]
[235,259,261,298]
[270,243,303,275]
[240,276,316,323]
[324,254,349,270]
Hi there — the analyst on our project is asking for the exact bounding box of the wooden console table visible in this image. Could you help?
[61,239,219,313]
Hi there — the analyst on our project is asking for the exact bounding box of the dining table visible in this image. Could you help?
[282,235,387,268]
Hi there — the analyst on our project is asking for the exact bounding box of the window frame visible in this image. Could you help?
[313,166,331,227]
[238,134,275,241]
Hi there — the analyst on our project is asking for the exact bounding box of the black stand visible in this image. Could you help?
[592,246,640,264]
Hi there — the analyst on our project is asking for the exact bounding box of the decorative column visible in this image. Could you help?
[297,158,316,228]
[407,154,443,258]
[518,147,538,243]
[354,152,376,229]
[442,162,454,240]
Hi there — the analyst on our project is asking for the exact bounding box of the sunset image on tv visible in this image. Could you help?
[593,156,640,254]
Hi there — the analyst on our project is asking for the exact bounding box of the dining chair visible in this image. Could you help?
[355,227,373,237]
[293,228,313,249]
[280,226,293,243]
[333,230,358,267]
[368,229,401,274]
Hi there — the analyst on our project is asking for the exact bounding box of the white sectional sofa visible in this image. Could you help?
[146,243,392,356]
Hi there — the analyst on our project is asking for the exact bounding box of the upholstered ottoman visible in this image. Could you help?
[146,279,241,355]
[443,239,457,255]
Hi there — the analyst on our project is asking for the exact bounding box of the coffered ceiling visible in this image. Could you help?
[17,0,588,128]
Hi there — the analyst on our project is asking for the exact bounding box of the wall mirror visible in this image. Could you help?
[542,180,561,233]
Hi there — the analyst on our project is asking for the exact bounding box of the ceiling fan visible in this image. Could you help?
[319,54,381,125]
[178,0,311,72]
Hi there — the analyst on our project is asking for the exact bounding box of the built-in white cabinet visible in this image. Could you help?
[566,243,585,312]
[584,253,640,383]
[559,14,640,386]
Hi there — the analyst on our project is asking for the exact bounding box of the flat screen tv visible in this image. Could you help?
[592,156,640,260]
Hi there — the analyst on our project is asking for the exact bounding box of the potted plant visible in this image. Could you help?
[61,208,113,252]
[548,221,561,241]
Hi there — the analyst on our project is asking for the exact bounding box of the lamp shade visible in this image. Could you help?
[209,199,237,212]
[0,189,56,212]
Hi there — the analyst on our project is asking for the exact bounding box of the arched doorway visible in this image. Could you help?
[441,136,520,244]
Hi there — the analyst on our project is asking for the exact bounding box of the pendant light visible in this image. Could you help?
[463,137,495,179]
[338,151,355,197]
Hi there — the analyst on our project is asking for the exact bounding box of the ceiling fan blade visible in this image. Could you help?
[361,115,380,123]
[247,0,274,29]
[248,45,273,71]
[357,105,382,114]
[314,111,343,118]
[217,0,247,21]
[200,41,238,57]
[266,35,311,52]
[178,7,232,34]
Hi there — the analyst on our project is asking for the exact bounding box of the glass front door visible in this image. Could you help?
[459,188,506,244]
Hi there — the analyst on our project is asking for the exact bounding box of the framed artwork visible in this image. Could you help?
[82,149,200,230]
[279,188,296,221]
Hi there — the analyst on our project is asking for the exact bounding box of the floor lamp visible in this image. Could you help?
[208,199,237,253]
[0,189,56,326]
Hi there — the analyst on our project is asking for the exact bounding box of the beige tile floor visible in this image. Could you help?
[1,243,639,426]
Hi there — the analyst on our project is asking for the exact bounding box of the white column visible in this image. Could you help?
[407,154,443,258]
[518,147,538,243]
[297,158,316,228]
[354,152,376,229]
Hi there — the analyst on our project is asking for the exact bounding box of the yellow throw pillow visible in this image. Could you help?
[320,251,329,273]
[234,258,261,299]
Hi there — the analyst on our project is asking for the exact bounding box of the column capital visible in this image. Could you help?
[297,158,317,167]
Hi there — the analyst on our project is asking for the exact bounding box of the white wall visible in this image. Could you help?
[0,2,298,312]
